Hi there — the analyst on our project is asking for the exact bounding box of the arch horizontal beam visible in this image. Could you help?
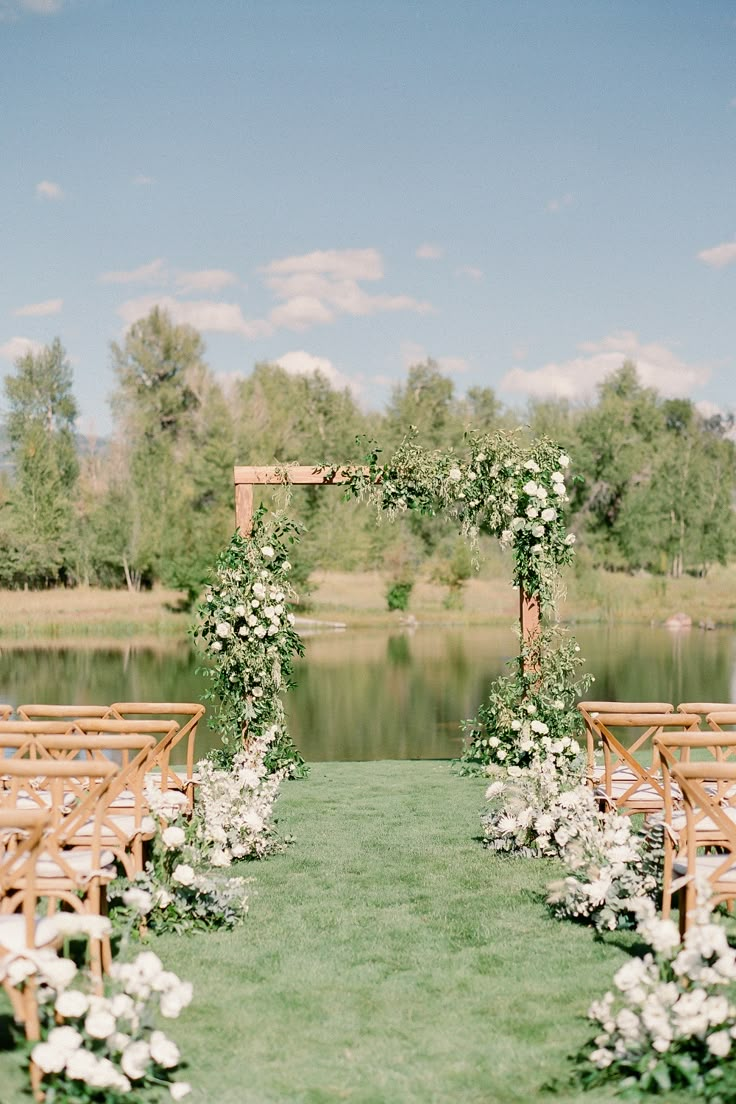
[234,465,364,486]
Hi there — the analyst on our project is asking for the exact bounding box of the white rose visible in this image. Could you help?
[511,517,525,531]
[55,990,90,1018]
[261,546,275,558]
[31,1042,67,1073]
[248,615,258,626]
[216,622,231,639]
[47,1025,83,1053]
[531,523,544,538]
[254,625,267,638]
[84,1009,116,1039]
[282,561,291,571]
[287,612,295,624]
[87,1056,125,1089]
[154,888,174,909]
[541,507,556,522]
[708,1030,732,1057]
[243,811,265,833]
[170,1082,192,1101]
[564,533,576,545]
[522,480,538,495]
[134,951,164,980]
[252,582,266,599]
[150,1029,180,1068]
[65,1047,102,1081]
[210,640,222,653]
[160,981,193,1018]
[122,887,153,915]
[121,1039,151,1080]
[238,625,249,636]
[448,467,462,481]
[110,993,136,1020]
[559,453,570,468]
[162,826,186,850]
[523,460,540,472]
[525,506,539,519]
[234,604,246,617]
[172,864,195,887]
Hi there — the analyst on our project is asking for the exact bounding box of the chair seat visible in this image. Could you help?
[35,848,116,880]
[673,853,736,883]
[595,780,666,807]
[0,914,59,953]
[669,806,736,834]
[73,815,156,842]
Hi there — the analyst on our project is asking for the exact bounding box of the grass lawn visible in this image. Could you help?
[0,762,688,1103]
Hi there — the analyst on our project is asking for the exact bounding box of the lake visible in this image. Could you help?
[0,625,733,761]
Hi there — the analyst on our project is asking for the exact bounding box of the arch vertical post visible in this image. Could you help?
[520,587,541,674]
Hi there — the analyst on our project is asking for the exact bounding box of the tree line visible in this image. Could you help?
[1,307,734,597]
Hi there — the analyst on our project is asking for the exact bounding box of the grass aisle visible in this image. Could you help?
[0,762,682,1102]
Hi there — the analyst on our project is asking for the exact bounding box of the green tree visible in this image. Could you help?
[1,339,79,586]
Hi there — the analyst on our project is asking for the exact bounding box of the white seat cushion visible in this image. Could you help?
[35,848,116,880]
[0,914,59,953]
[73,815,156,842]
[673,853,736,882]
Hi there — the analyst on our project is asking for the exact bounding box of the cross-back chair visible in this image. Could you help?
[655,731,736,919]
[0,705,11,721]
[106,702,205,811]
[578,701,675,786]
[670,762,736,935]
[678,703,736,725]
[16,704,110,722]
[0,808,55,1042]
[0,758,118,976]
[34,726,158,878]
[0,721,85,763]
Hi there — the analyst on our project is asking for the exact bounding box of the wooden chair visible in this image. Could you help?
[670,762,736,935]
[0,720,86,762]
[0,759,118,977]
[578,701,674,786]
[655,731,736,919]
[0,809,55,1035]
[16,704,110,722]
[106,703,205,812]
[33,725,158,878]
[0,705,11,721]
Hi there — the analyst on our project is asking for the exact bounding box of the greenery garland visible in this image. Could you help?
[194,506,306,775]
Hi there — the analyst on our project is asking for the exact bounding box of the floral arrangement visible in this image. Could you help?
[109,822,249,936]
[4,919,192,1103]
[195,506,306,776]
[482,755,591,857]
[190,745,285,866]
[579,898,736,1099]
[547,814,663,932]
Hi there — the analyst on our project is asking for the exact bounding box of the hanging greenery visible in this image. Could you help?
[194,506,306,776]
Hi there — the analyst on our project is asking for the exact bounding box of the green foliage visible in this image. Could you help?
[385,579,414,611]
[194,508,306,775]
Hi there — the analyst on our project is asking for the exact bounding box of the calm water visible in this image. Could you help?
[0,626,734,761]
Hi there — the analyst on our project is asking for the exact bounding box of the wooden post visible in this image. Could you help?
[235,483,254,536]
[520,586,541,674]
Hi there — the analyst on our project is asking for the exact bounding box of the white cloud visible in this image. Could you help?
[697,239,736,268]
[132,174,154,186]
[263,247,431,331]
[416,243,443,260]
[100,258,167,285]
[117,295,272,339]
[0,336,43,361]
[455,265,484,280]
[13,298,62,317]
[547,192,574,213]
[175,268,239,294]
[21,0,61,12]
[276,350,357,393]
[501,331,709,402]
[36,180,63,200]
[264,248,383,281]
[400,341,469,375]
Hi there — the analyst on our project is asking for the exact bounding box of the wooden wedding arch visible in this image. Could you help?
[233,465,541,649]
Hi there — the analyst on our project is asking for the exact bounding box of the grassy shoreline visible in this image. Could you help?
[1,562,735,642]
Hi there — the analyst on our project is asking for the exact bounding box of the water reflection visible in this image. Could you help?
[0,625,733,761]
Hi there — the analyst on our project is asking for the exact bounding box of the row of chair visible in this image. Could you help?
[579,700,736,933]
[0,701,206,1072]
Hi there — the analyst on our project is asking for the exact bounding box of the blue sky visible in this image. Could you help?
[1,0,735,434]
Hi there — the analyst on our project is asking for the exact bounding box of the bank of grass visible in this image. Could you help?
[2,558,736,641]
[0,761,689,1103]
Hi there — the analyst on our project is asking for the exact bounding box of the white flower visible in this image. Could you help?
[135,951,164,980]
[485,781,504,799]
[448,467,462,481]
[47,1025,83,1053]
[247,614,258,626]
[234,604,246,617]
[210,848,231,867]
[530,720,548,734]
[531,523,544,537]
[525,506,539,519]
[282,561,291,571]
[287,612,295,624]
[160,981,193,1018]
[31,1042,67,1073]
[170,1082,192,1101]
[172,863,195,887]
[559,453,570,468]
[554,483,567,497]
[123,887,153,915]
[87,1057,128,1090]
[216,622,231,639]
[541,507,556,522]
[589,1047,613,1069]
[511,517,525,531]
[708,1030,732,1057]
[55,990,90,1018]
[254,625,267,638]
[252,686,264,698]
[243,811,264,833]
[523,459,540,472]
[40,954,77,990]
[85,1008,116,1039]
[522,480,538,495]
[110,993,136,1020]
[121,1039,151,1080]
[261,545,275,558]
[65,1047,101,1082]
[564,533,576,545]
[210,640,222,653]
[154,888,173,909]
[238,625,249,636]
[162,826,186,850]
[252,582,266,599]
[150,1029,181,1068]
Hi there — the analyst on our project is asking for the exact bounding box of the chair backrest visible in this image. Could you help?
[107,702,205,789]
[0,808,51,931]
[578,701,675,779]
[670,762,736,890]
[706,711,736,735]
[16,704,110,722]
[679,703,736,723]
[592,711,699,810]
[0,759,118,879]
[656,730,736,828]
[0,721,83,761]
[0,705,11,722]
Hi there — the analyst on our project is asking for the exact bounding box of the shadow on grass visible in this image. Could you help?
[0,1012,19,1053]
